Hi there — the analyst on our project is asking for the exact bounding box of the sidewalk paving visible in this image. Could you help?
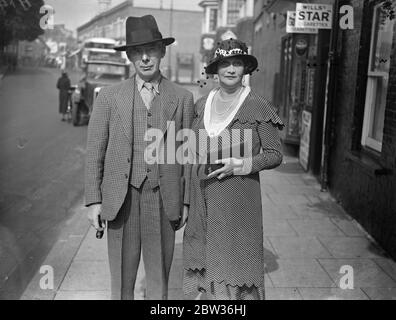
[21,155,396,300]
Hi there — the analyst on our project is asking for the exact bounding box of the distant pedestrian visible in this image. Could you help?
[183,39,284,300]
[56,70,71,121]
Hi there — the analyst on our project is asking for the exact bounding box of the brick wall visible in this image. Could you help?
[328,0,396,259]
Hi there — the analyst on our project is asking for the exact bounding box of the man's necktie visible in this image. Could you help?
[143,82,155,109]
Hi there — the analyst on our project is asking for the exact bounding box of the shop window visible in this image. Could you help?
[361,2,395,152]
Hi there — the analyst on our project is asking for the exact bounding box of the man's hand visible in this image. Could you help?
[87,204,106,232]
[171,205,189,231]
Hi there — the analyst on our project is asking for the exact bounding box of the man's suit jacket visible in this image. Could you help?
[85,75,194,222]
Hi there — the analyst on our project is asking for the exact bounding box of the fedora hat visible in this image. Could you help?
[205,38,258,75]
[114,15,175,51]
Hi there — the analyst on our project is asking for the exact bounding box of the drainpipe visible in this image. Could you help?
[320,0,340,192]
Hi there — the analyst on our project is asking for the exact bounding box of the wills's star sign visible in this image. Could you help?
[286,11,318,34]
[295,3,333,29]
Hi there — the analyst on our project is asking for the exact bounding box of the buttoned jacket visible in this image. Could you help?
[85,75,194,221]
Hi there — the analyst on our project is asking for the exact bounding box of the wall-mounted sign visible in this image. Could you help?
[286,11,318,34]
[202,37,215,51]
[200,34,216,64]
[295,38,308,56]
[295,3,333,29]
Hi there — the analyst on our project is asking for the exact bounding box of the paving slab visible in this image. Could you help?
[292,204,347,220]
[270,185,319,196]
[168,288,184,300]
[54,290,111,300]
[318,237,388,259]
[361,288,396,300]
[262,204,299,220]
[267,259,335,288]
[284,176,309,186]
[74,228,107,261]
[318,259,396,288]
[21,236,84,300]
[58,260,111,291]
[260,184,277,194]
[373,258,396,281]
[329,218,367,236]
[267,194,313,207]
[174,243,183,260]
[268,237,332,258]
[265,288,303,300]
[169,258,183,290]
[263,220,298,237]
[287,218,345,237]
[262,174,291,185]
[264,274,274,287]
[298,288,369,300]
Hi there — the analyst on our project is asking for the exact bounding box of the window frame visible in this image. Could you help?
[361,2,394,152]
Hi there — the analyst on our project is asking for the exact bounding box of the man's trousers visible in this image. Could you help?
[107,178,175,300]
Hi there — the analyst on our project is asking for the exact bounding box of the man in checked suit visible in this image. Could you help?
[85,15,194,300]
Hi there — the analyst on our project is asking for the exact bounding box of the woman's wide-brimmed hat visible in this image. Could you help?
[114,15,175,51]
[205,39,258,75]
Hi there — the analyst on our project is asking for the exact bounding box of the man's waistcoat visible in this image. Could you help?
[130,83,160,189]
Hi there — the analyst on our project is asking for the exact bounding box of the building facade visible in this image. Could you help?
[76,1,202,83]
[198,0,254,93]
[18,37,50,67]
[252,0,396,259]
[327,0,396,259]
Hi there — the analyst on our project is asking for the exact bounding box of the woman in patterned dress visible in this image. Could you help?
[182,39,284,300]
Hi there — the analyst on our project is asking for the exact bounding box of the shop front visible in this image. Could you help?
[265,0,333,175]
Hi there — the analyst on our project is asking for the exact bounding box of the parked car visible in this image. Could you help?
[70,42,129,126]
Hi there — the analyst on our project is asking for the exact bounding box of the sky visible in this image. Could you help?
[44,0,203,32]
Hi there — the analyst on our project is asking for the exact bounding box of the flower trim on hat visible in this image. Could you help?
[214,48,247,58]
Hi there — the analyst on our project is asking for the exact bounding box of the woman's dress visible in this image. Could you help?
[183,88,284,300]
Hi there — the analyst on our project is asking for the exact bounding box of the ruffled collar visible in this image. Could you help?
[195,90,284,131]
[203,86,251,137]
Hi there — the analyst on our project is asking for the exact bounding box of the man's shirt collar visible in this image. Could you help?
[136,72,162,94]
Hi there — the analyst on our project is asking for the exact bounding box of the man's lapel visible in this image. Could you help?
[159,77,177,134]
[115,76,135,144]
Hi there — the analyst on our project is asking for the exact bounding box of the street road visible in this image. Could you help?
[0,67,86,299]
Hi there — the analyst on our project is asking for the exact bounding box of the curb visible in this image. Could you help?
[20,197,90,300]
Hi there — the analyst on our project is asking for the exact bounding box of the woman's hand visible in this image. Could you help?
[207,158,244,180]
